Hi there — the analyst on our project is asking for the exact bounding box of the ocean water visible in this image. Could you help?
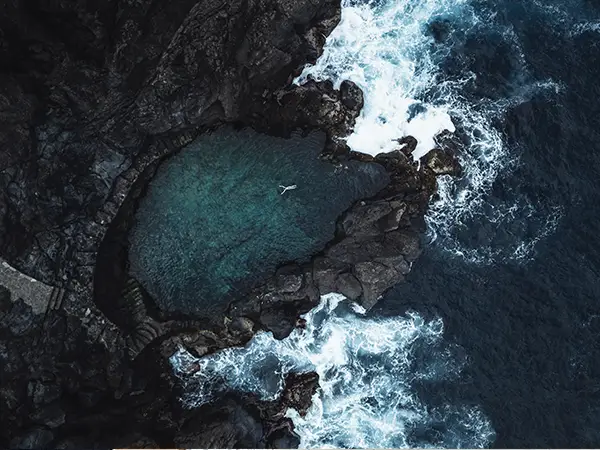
[370,0,600,445]
[172,295,494,448]
[172,0,600,447]
[296,0,567,264]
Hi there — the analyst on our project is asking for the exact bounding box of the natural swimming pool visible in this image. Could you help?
[128,127,389,317]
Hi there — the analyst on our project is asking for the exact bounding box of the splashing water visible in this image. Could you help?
[529,0,600,37]
[296,0,469,159]
[296,0,562,263]
[171,294,495,448]
[167,1,593,447]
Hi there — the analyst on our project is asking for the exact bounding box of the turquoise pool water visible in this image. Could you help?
[128,127,389,317]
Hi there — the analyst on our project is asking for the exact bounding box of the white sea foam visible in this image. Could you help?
[296,0,562,264]
[573,22,600,35]
[296,0,467,160]
[171,294,495,448]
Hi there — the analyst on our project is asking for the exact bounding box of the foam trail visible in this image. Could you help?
[296,0,562,264]
[171,294,495,448]
[296,0,465,159]
[530,0,600,36]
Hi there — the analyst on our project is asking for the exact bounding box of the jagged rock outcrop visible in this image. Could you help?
[224,147,436,339]
[172,371,320,449]
[0,0,347,344]
[280,372,320,417]
[0,0,460,448]
[421,148,462,177]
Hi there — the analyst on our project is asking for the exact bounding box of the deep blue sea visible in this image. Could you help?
[171,0,600,447]
[373,0,600,447]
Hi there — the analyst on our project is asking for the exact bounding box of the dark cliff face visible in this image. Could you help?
[0,1,349,447]
[0,0,341,285]
[0,1,454,448]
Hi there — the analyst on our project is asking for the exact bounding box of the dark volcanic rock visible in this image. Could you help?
[421,148,462,177]
[336,272,363,300]
[248,78,364,148]
[168,371,319,448]
[395,135,418,157]
[9,428,55,450]
[0,285,11,317]
[340,80,365,111]
[3,299,35,336]
[0,0,345,326]
[30,403,66,429]
[0,0,454,448]
[282,372,320,417]
[174,397,264,449]
[276,265,305,294]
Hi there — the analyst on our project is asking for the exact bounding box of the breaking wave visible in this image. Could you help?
[171,294,495,448]
[296,0,562,264]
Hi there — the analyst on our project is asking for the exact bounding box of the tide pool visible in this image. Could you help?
[128,127,389,317]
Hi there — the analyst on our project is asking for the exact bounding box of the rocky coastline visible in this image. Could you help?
[0,0,460,448]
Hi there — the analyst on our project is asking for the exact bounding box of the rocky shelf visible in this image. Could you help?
[0,0,461,447]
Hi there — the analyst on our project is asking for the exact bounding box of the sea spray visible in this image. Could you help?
[296,0,561,263]
[171,294,495,448]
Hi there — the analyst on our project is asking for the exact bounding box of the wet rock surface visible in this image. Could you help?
[226,147,437,338]
[421,148,462,177]
[0,0,456,448]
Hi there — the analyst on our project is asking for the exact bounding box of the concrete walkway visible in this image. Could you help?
[0,259,63,315]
